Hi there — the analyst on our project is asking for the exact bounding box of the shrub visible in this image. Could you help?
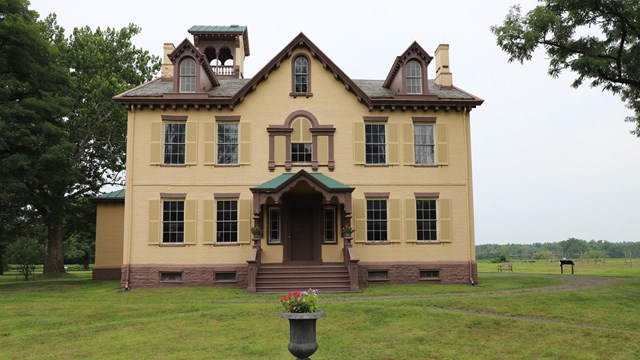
[6,238,45,281]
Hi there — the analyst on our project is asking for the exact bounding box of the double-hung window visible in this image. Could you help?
[179,58,196,93]
[414,124,435,165]
[416,199,438,241]
[164,123,186,165]
[216,200,238,243]
[406,60,422,94]
[366,199,388,241]
[217,123,239,164]
[365,124,386,164]
[323,207,336,243]
[162,200,184,243]
[268,207,281,244]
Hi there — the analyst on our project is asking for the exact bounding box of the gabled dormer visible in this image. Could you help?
[165,39,219,94]
[383,42,433,95]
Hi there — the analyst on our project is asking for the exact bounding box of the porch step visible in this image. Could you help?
[255,264,353,293]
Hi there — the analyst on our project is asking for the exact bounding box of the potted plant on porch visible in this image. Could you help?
[280,289,326,359]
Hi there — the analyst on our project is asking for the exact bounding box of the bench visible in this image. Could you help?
[497,262,513,272]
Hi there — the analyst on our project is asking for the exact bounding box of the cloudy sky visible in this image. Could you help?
[29,0,640,245]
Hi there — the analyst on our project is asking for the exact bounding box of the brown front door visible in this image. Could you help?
[284,194,321,264]
[289,205,315,261]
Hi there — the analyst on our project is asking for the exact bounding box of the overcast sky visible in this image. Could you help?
[29,0,640,245]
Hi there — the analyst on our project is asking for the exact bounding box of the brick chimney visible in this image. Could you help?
[434,44,453,87]
[161,43,175,78]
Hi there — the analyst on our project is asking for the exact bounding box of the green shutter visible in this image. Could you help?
[405,199,417,242]
[353,123,364,165]
[389,199,401,242]
[185,122,198,165]
[353,199,365,243]
[238,199,251,244]
[148,200,160,244]
[436,123,448,165]
[203,200,215,244]
[184,200,197,244]
[439,199,452,242]
[403,124,414,165]
[150,122,162,165]
[239,122,251,164]
[204,122,216,164]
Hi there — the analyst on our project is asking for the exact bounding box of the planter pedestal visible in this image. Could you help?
[280,311,326,359]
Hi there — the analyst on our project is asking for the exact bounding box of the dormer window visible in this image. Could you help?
[292,55,311,95]
[406,60,422,94]
[179,58,196,93]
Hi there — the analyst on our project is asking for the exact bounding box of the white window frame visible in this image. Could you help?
[416,199,438,242]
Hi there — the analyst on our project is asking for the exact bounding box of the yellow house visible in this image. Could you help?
[110,25,483,291]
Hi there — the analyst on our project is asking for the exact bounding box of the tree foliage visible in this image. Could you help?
[491,0,640,135]
[0,0,76,273]
[477,238,640,261]
[0,1,161,274]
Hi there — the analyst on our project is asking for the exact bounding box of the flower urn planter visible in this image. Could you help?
[280,311,326,359]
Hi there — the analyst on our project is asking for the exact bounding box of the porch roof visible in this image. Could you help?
[252,170,352,192]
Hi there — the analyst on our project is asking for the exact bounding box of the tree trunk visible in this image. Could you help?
[44,223,65,273]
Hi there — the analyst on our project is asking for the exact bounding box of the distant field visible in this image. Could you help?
[478,257,640,277]
[1,269,639,359]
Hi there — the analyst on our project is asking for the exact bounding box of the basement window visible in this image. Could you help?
[420,269,440,280]
[215,272,237,282]
[160,272,183,282]
[367,270,389,281]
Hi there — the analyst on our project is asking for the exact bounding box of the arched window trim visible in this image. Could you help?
[267,110,335,171]
[290,53,312,97]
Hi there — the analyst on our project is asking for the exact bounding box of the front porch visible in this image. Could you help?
[247,170,359,293]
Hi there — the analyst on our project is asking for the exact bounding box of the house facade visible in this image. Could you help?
[110,26,483,291]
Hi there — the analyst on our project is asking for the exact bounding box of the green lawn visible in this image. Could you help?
[478,257,640,277]
[1,269,639,359]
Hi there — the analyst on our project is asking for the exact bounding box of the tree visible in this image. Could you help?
[491,0,640,136]
[0,0,76,274]
[6,237,46,280]
[34,16,161,274]
[1,1,160,275]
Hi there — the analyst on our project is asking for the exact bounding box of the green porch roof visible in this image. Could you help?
[93,189,125,202]
[252,171,352,191]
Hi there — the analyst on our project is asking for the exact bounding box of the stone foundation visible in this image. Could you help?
[358,261,477,286]
[121,264,248,289]
[92,267,122,280]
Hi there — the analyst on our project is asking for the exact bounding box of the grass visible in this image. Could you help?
[478,257,640,277]
[0,266,639,359]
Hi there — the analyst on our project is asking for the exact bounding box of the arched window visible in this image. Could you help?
[290,117,312,164]
[293,56,309,93]
[179,58,196,93]
[406,60,422,94]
